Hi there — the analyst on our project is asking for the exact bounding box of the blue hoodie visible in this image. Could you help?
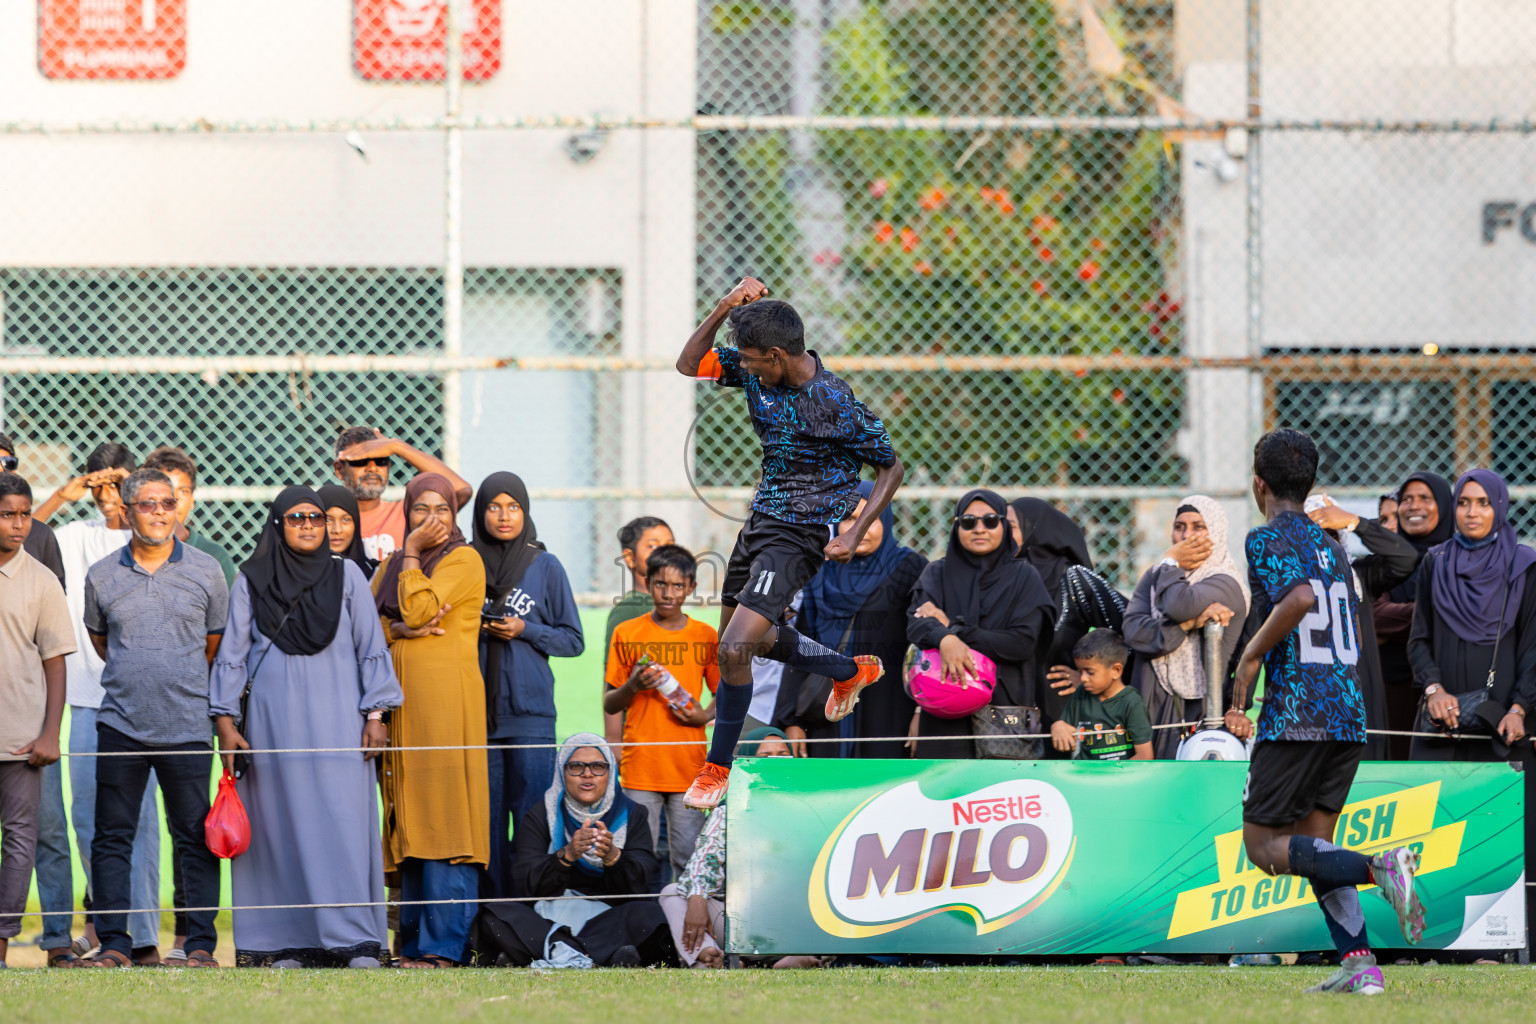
[480,552,585,738]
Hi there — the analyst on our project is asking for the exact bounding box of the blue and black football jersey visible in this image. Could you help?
[1245,511,1367,743]
[699,347,896,526]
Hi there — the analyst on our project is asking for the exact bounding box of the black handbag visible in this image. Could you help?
[972,704,1044,760]
[1416,575,1512,745]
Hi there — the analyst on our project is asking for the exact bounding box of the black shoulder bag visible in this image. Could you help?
[1417,574,1512,743]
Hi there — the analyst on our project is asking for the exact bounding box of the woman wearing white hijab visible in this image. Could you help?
[1122,496,1250,758]
[472,734,675,967]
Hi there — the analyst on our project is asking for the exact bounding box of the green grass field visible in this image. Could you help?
[0,964,1530,1022]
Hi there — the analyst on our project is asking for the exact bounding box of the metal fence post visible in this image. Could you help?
[1245,0,1264,445]
[1203,621,1225,730]
[442,0,466,471]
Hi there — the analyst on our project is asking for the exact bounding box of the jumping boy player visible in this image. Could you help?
[676,277,902,810]
[1226,429,1425,996]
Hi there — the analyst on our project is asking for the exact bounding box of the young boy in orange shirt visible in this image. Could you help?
[603,545,719,880]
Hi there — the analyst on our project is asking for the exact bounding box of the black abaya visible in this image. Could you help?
[497,801,675,966]
[1347,518,1420,760]
[1408,555,1536,763]
[780,549,926,758]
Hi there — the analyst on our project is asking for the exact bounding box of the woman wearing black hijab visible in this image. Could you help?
[1376,470,1453,757]
[1008,498,1127,724]
[209,487,402,967]
[319,482,377,579]
[907,490,1057,758]
[473,472,585,899]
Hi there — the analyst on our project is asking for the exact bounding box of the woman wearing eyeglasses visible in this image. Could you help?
[906,489,1057,758]
[209,486,403,968]
[472,734,673,968]
[372,473,490,968]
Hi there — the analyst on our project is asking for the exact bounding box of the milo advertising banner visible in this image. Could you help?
[725,759,1525,955]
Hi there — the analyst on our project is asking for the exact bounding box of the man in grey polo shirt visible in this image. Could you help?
[79,468,229,969]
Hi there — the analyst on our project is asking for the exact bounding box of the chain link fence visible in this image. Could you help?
[4,0,1534,598]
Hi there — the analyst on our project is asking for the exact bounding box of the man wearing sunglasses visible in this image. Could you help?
[0,433,64,587]
[80,468,228,969]
[331,426,471,565]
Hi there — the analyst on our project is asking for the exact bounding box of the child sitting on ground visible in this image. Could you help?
[1051,629,1153,761]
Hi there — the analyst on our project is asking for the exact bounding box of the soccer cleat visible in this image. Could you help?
[825,655,883,723]
[1370,845,1426,944]
[1304,953,1385,995]
[683,762,732,811]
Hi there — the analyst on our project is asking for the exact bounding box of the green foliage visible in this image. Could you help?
[696,0,1186,494]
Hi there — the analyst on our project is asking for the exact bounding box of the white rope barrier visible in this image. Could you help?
[52,722,1508,757]
[60,724,1202,757]
[6,721,1521,926]
[8,893,665,920]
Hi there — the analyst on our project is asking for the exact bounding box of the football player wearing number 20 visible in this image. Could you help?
[1226,429,1425,996]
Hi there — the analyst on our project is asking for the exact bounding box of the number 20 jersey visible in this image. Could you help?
[1245,510,1367,743]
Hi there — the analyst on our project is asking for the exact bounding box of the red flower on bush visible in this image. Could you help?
[1037,247,1055,263]
[1032,215,1059,232]
[1078,260,1101,281]
[1031,280,1047,295]
[919,188,946,211]
[899,227,920,253]
[1090,238,1106,251]
[914,259,934,275]
[874,221,895,244]
[1112,387,1126,404]
[869,179,889,198]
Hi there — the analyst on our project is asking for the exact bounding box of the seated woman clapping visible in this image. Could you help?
[472,734,676,968]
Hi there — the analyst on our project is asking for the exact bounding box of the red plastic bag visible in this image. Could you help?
[204,769,250,859]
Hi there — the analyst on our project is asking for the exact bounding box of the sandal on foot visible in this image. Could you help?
[89,950,133,969]
[48,951,88,968]
[184,950,219,968]
[399,955,458,969]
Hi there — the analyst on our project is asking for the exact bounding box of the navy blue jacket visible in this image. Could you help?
[480,552,585,738]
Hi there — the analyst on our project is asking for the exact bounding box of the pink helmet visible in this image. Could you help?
[904,647,998,719]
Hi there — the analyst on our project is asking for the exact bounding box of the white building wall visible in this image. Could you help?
[0,0,702,592]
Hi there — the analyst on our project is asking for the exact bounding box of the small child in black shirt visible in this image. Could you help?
[1052,629,1152,760]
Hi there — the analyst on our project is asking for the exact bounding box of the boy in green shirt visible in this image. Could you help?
[1052,630,1153,760]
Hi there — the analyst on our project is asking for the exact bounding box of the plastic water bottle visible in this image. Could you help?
[637,655,698,715]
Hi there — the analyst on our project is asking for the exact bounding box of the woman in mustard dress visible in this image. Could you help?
[372,472,489,967]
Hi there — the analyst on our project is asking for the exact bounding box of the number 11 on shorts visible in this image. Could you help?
[752,570,776,595]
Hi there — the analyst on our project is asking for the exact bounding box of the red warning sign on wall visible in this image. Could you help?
[38,0,187,79]
[354,0,501,82]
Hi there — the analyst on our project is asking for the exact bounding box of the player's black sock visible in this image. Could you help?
[764,624,858,682]
[1312,879,1372,960]
[1288,835,1373,887]
[704,681,753,769]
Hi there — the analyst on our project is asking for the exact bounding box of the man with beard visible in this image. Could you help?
[331,426,471,565]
